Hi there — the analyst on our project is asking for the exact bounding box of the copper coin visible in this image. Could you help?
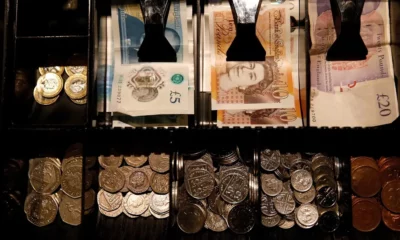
[351,166,381,197]
[381,180,400,213]
[382,207,400,231]
[380,162,400,187]
[352,198,381,232]
[351,156,379,171]
[378,157,400,169]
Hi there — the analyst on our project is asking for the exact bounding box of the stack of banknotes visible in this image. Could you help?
[207,1,304,127]
[308,0,399,127]
[97,0,194,127]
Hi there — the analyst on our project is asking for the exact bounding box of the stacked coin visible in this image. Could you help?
[352,156,400,232]
[34,66,87,105]
[260,150,340,231]
[97,153,170,219]
[83,155,97,216]
[176,148,255,234]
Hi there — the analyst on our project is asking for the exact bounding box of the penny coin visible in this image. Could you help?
[150,172,169,194]
[64,74,87,99]
[39,66,64,75]
[291,169,313,192]
[311,154,332,171]
[351,156,379,171]
[220,170,248,204]
[98,155,123,169]
[319,211,340,233]
[99,202,123,218]
[59,194,82,226]
[177,203,206,234]
[381,180,400,213]
[33,86,59,105]
[351,166,381,197]
[273,191,295,215]
[294,186,316,204]
[71,97,87,105]
[124,192,148,216]
[36,73,63,98]
[128,169,150,194]
[99,167,125,193]
[227,205,255,234]
[24,192,58,227]
[149,153,170,173]
[124,154,148,168]
[261,173,283,197]
[185,169,215,199]
[97,189,123,211]
[262,214,281,227]
[260,149,281,172]
[278,219,295,229]
[119,166,134,192]
[316,185,337,208]
[261,193,277,216]
[65,66,87,76]
[379,163,400,187]
[61,165,82,198]
[29,159,61,194]
[84,189,95,210]
[382,207,400,231]
[150,193,169,214]
[352,198,381,232]
[205,208,228,232]
[296,204,319,227]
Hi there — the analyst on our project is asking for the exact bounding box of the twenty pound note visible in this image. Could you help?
[111,64,190,117]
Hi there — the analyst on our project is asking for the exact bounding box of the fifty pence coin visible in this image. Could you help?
[149,153,170,173]
[99,167,125,193]
[227,205,255,234]
[124,154,148,168]
[291,169,313,192]
[260,149,281,172]
[36,73,63,98]
[150,172,169,194]
[261,173,283,197]
[177,203,206,234]
[24,192,58,227]
[128,169,150,194]
[59,194,81,226]
[29,158,61,194]
[61,164,82,198]
[262,214,281,228]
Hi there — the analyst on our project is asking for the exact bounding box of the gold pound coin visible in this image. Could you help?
[39,66,65,76]
[65,74,87,100]
[33,87,59,105]
[71,97,87,105]
[65,66,87,77]
[36,73,63,98]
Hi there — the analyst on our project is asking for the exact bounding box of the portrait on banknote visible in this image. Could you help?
[218,108,298,126]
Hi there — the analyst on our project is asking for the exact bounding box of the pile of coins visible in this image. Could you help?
[34,66,87,105]
[351,156,400,232]
[97,153,170,219]
[260,150,340,232]
[173,148,256,234]
[24,144,94,227]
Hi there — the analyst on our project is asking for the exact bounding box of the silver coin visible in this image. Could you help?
[295,204,319,228]
[149,207,169,219]
[311,154,332,171]
[313,165,334,182]
[281,153,301,169]
[290,159,312,175]
[273,191,295,215]
[260,149,281,172]
[294,186,316,204]
[262,214,281,228]
[97,189,123,212]
[278,219,295,229]
[150,193,169,214]
[124,192,148,216]
[99,202,123,217]
[282,181,294,195]
[220,170,248,204]
[184,169,215,199]
[291,169,313,192]
[227,205,255,234]
[261,193,277,216]
[205,209,228,232]
[261,173,283,197]
[177,203,206,233]
[119,166,134,192]
[122,194,139,218]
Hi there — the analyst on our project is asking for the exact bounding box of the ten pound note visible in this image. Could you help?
[111,64,190,117]
[309,0,399,127]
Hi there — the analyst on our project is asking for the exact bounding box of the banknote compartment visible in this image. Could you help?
[86,129,173,239]
[15,0,90,37]
[2,131,86,238]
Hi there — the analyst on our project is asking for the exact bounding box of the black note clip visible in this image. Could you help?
[138,0,177,62]
[226,0,266,61]
[326,0,368,61]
